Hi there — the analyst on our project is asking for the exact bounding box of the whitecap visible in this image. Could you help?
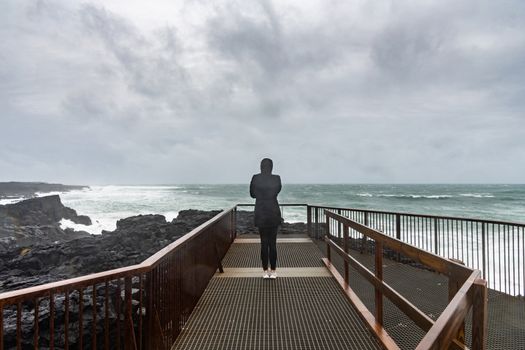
[460,193,495,198]
[376,194,453,199]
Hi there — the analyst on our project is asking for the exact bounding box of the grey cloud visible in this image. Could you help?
[0,0,524,184]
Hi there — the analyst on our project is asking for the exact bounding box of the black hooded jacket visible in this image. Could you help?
[250,173,282,228]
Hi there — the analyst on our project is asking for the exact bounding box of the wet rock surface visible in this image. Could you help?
[0,195,92,253]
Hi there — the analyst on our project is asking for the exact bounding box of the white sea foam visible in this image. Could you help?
[60,218,102,235]
[459,193,495,198]
[0,197,24,205]
[163,211,179,222]
[356,193,373,197]
[376,194,453,199]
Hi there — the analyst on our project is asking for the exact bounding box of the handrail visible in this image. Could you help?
[308,204,524,296]
[0,206,237,350]
[325,211,473,281]
[309,203,525,226]
[323,209,488,350]
[0,206,236,302]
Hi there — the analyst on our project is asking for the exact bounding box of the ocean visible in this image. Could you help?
[2,184,522,235]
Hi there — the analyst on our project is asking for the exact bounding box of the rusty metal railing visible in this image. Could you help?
[308,204,525,296]
[0,202,518,348]
[0,207,236,350]
[324,209,488,350]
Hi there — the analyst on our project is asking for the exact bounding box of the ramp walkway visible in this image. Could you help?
[172,235,383,350]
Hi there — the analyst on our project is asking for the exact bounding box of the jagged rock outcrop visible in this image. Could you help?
[0,195,92,253]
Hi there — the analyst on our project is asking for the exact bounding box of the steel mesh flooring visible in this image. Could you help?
[222,242,324,268]
[172,234,525,350]
[171,277,382,350]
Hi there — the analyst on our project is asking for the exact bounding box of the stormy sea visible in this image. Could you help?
[2,184,522,235]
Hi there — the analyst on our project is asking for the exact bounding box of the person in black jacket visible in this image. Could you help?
[250,158,282,279]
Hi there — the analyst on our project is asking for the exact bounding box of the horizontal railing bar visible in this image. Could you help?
[416,270,480,350]
[325,210,473,281]
[0,264,147,303]
[312,204,525,227]
[238,202,525,227]
[325,237,435,331]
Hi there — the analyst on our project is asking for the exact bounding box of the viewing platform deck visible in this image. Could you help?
[173,233,524,350]
[172,234,383,350]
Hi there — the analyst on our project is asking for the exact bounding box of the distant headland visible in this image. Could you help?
[0,181,89,199]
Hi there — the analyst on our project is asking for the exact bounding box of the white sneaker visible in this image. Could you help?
[263,271,270,279]
[269,270,277,279]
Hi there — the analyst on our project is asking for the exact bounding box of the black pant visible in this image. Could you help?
[259,226,278,270]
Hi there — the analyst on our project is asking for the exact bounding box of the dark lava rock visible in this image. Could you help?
[0,195,91,226]
[0,196,92,254]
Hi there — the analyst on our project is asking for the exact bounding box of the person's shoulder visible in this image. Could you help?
[272,174,281,180]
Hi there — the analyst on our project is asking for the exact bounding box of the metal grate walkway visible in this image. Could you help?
[171,236,383,350]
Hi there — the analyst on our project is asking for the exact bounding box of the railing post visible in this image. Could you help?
[344,224,349,284]
[324,210,330,237]
[315,207,319,239]
[375,241,384,326]
[472,278,488,350]
[396,214,401,261]
[361,212,369,254]
[124,276,133,350]
[481,223,486,279]
[448,259,466,345]
[233,206,238,239]
[145,271,154,349]
[337,209,342,240]
[434,218,439,255]
[325,212,331,262]
[395,214,401,240]
[234,208,238,241]
[307,205,311,238]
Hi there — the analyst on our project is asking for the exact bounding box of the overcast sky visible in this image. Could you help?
[1,0,524,184]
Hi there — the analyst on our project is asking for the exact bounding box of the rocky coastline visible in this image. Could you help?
[0,182,88,200]
[0,196,227,293]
